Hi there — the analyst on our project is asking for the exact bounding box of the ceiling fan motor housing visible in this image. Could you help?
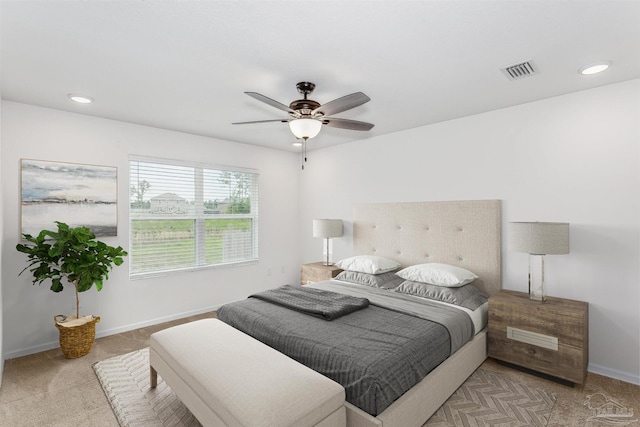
[289,99,321,116]
[290,82,320,116]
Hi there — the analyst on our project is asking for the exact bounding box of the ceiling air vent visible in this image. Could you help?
[501,60,536,80]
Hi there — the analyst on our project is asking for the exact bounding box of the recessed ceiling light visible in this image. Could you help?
[292,141,303,147]
[578,61,611,75]
[68,94,94,104]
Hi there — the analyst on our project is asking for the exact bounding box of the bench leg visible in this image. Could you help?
[150,366,158,388]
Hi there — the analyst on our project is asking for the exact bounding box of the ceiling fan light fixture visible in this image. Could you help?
[289,118,322,140]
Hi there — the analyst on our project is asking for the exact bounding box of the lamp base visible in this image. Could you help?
[323,238,333,266]
[529,254,546,302]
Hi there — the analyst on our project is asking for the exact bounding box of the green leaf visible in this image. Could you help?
[50,278,64,292]
[15,221,127,304]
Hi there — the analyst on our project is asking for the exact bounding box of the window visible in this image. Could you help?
[129,156,259,278]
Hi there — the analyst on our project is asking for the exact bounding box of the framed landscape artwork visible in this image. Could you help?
[21,159,118,237]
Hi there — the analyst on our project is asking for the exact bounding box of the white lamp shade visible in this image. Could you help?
[289,118,322,140]
[313,219,343,238]
[508,222,569,255]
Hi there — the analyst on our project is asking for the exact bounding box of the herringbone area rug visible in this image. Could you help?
[426,367,557,427]
[93,348,201,427]
[94,348,556,427]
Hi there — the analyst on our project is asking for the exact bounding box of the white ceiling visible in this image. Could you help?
[2,1,639,152]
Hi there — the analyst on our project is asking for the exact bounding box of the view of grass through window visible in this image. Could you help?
[129,158,258,277]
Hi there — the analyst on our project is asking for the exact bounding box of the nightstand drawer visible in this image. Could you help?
[488,329,586,383]
[488,290,588,384]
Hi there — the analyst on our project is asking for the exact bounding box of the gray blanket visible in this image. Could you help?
[218,283,475,416]
[306,280,475,353]
[249,284,369,320]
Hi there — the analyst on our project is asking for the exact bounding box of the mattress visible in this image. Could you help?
[217,281,481,416]
[435,299,487,334]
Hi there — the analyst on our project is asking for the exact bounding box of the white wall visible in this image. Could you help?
[0,69,4,386]
[299,79,640,384]
[1,101,301,358]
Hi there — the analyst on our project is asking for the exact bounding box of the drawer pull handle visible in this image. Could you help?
[507,326,559,351]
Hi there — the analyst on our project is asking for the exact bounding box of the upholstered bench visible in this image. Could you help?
[150,318,346,427]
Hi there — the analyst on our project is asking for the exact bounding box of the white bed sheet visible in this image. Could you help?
[426,299,487,335]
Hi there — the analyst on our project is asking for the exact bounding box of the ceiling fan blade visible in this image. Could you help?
[245,92,295,114]
[313,92,370,116]
[322,117,375,131]
[232,119,289,125]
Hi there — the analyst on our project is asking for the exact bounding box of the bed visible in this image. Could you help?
[219,199,501,427]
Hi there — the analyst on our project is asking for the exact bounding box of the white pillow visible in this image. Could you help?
[335,255,400,275]
[396,263,478,287]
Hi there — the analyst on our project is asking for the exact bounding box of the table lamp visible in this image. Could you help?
[508,222,569,302]
[313,219,343,266]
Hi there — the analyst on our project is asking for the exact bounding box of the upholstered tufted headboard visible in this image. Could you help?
[353,200,502,296]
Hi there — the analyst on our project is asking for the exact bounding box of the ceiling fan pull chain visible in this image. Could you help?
[301,139,307,170]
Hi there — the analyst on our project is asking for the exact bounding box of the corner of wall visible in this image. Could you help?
[0,98,5,388]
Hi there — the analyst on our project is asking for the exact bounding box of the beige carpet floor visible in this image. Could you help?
[1,311,639,426]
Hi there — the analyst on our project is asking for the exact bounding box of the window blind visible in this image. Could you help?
[129,157,259,278]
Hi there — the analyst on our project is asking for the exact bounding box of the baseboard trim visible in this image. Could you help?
[3,304,223,360]
[589,362,640,386]
[98,304,222,337]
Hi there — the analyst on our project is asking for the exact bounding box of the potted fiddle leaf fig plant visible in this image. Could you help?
[16,221,127,358]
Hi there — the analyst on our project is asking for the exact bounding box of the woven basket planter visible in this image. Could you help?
[54,315,100,359]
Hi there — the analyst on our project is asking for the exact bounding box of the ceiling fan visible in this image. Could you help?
[232,81,374,141]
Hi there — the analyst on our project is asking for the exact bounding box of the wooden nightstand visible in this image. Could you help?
[488,290,589,384]
[300,262,343,285]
